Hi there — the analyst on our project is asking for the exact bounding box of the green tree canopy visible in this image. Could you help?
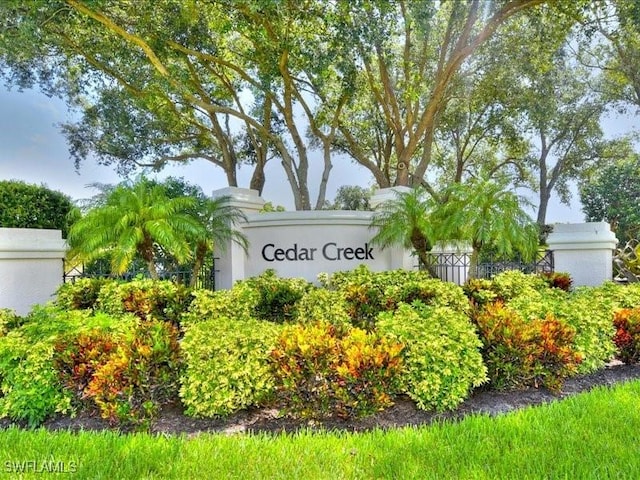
[0,180,74,237]
[324,185,372,211]
[0,0,568,211]
[580,154,640,242]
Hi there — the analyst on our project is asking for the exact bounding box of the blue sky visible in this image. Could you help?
[0,85,637,222]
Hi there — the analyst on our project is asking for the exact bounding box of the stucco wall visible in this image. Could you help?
[0,228,67,315]
[547,222,618,287]
[212,188,414,289]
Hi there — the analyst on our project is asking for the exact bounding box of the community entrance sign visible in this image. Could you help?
[212,188,414,289]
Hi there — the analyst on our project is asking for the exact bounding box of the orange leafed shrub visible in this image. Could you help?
[270,321,404,419]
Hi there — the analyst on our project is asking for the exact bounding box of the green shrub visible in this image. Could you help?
[323,266,469,329]
[180,318,281,417]
[613,308,640,363]
[95,278,192,325]
[463,278,498,308]
[583,282,640,310]
[540,272,573,292]
[0,306,135,426]
[490,270,551,301]
[376,302,487,412]
[55,278,111,311]
[243,270,312,323]
[54,320,181,427]
[293,289,352,331]
[473,302,582,392]
[0,308,22,335]
[181,285,260,326]
[383,279,470,314]
[270,321,404,419]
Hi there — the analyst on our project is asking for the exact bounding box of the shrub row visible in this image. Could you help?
[1,268,639,427]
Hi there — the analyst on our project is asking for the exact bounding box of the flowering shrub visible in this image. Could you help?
[270,321,404,419]
[613,308,640,363]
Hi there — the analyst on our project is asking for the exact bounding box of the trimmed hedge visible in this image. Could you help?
[179,317,282,417]
[377,302,487,411]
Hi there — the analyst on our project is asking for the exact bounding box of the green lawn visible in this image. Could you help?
[1,380,639,479]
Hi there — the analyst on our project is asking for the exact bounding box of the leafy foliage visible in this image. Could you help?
[540,272,573,292]
[94,278,192,325]
[377,303,487,412]
[0,309,22,336]
[613,308,640,363]
[324,185,372,211]
[438,179,539,276]
[179,318,281,418]
[580,154,640,242]
[0,180,74,237]
[369,188,440,268]
[270,321,404,419]
[324,266,469,329]
[67,177,203,279]
[0,306,136,426]
[55,320,181,427]
[507,288,616,374]
[243,270,312,323]
[55,278,112,311]
[293,289,352,331]
[182,287,259,326]
[473,302,582,392]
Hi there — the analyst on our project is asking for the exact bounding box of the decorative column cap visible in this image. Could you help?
[370,186,412,209]
[211,187,266,213]
[547,222,618,250]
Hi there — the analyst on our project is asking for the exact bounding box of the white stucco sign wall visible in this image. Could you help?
[212,188,414,289]
[0,228,67,315]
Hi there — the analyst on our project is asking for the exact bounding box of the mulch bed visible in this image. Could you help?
[3,363,639,436]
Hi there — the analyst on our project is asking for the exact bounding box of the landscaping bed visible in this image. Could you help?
[2,361,634,435]
[2,268,640,436]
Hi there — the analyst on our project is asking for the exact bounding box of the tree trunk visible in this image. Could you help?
[468,247,480,280]
[190,242,208,288]
[537,189,550,229]
[314,139,333,210]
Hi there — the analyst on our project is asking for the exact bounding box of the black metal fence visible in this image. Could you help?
[63,258,218,290]
[422,250,554,284]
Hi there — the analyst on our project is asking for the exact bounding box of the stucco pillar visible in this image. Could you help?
[370,187,420,271]
[211,187,265,290]
[547,222,618,287]
[0,228,68,315]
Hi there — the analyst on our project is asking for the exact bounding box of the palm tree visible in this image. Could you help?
[440,178,539,278]
[67,178,203,279]
[189,195,248,287]
[369,187,441,271]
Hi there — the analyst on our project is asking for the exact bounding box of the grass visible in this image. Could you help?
[1,381,640,479]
